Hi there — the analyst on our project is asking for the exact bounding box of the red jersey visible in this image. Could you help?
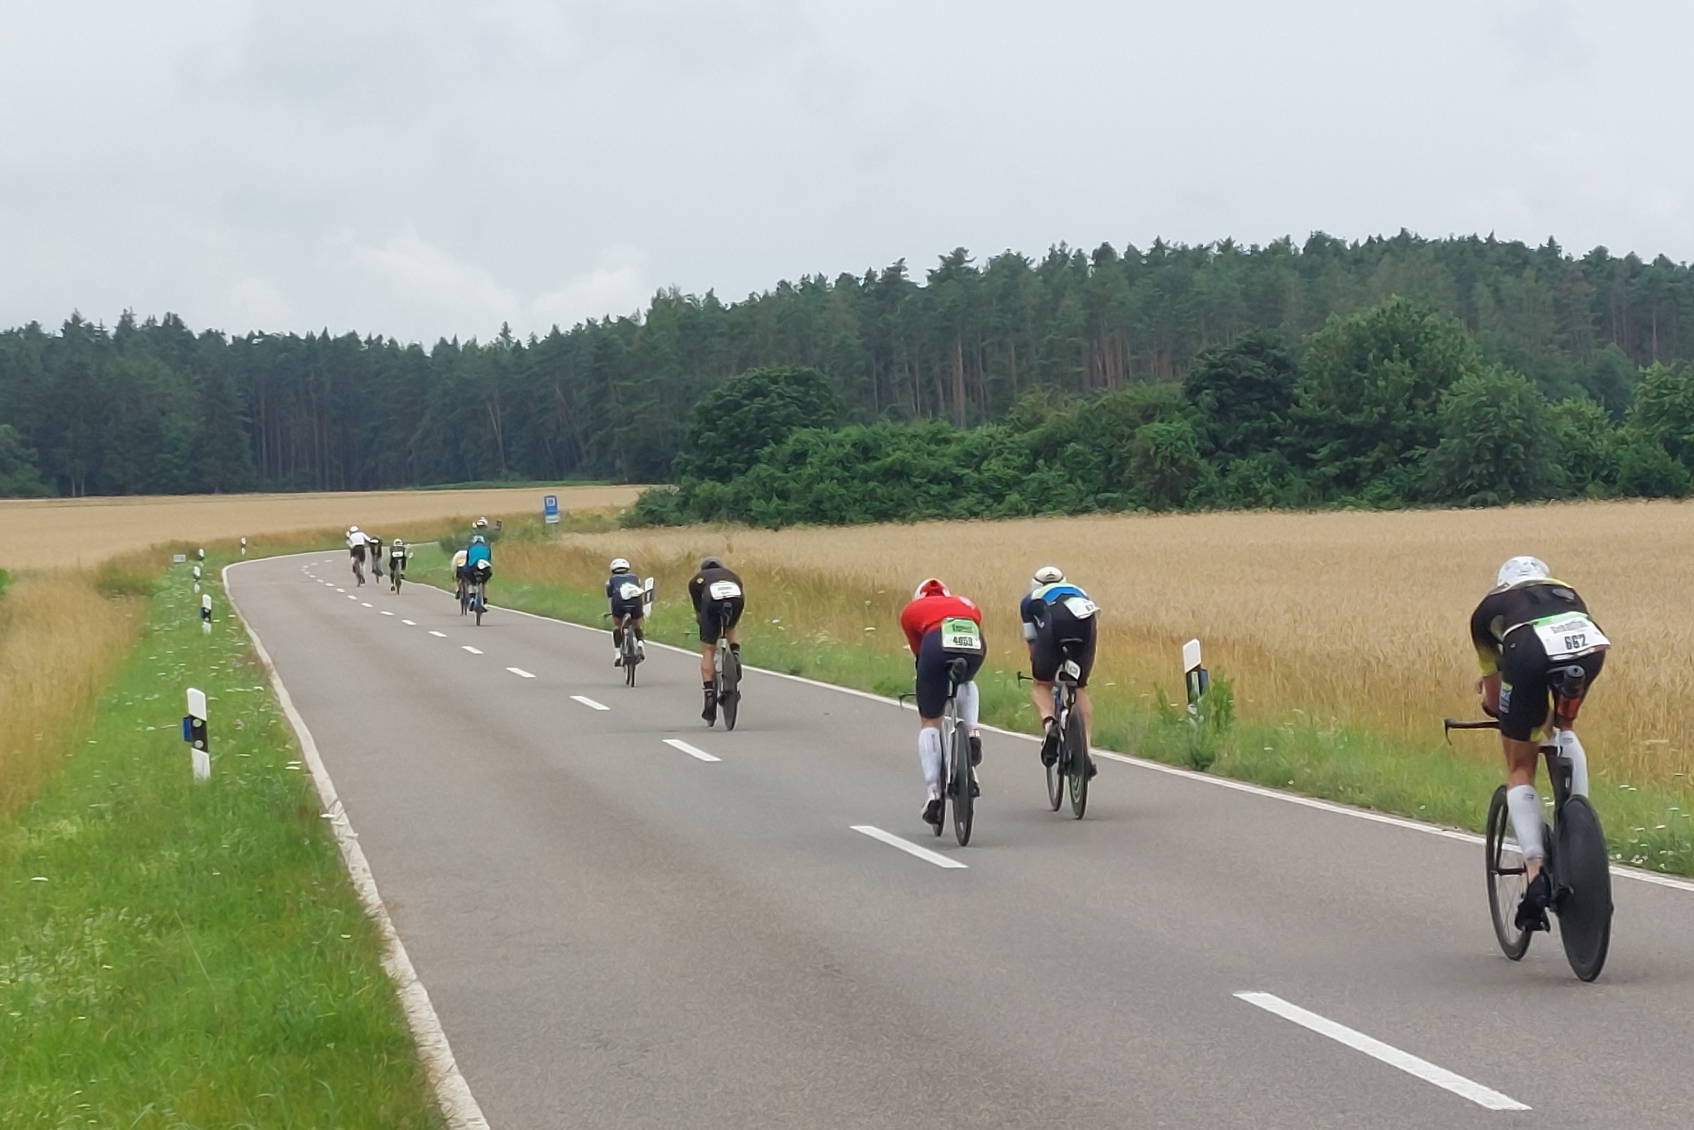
[900,594,982,656]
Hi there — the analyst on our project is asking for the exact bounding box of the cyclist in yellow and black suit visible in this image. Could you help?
[1470,555,1610,932]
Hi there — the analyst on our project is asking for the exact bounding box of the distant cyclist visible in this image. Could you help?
[1471,555,1610,932]
[1022,565,1098,779]
[346,525,371,583]
[688,556,744,723]
[388,538,408,588]
[900,578,985,829]
[606,558,647,667]
[368,534,384,581]
[461,533,493,599]
[450,546,469,602]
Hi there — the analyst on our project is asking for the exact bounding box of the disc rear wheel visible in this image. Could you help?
[951,720,974,846]
[720,648,740,731]
[1484,785,1532,961]
[1066,707,1088,819]
[1554,796,1612,982]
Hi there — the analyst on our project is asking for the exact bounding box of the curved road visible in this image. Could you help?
[228,552,1694,1129]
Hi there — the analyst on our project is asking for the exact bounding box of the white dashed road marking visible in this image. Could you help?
[850,825,967,869]
[662,739,720,763]
[429,630,447,638]
[402,619,416,626]
[462,646,483,655]
[507,667,536,679]
[570,695,609,711]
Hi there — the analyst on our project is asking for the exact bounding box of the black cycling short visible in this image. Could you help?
[698,596,744,644]
[610,599,645,622]
[1498,629,1606,742]
[350,545,366,562]
[916,627,985,718]
[458,562,493,583]
[1029,606,1097,686]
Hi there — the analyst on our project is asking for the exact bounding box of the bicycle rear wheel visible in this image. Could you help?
[1065,707,1088,820]
[721,647,740,730]
[952,719,974,846]
[1484,785,1532,961]
[1554,796,1612,982]
[624,633,638,687]
[474,585,484,626]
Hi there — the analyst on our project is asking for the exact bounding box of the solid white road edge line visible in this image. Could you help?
[570,695,610,711]
[257,552,1694,897]
[506,667,536,678]
[850,825,967,869]
[222,559,491,1130]
[461,646,483,655]
[663,738,721,763]
[1234,991,1529,1112]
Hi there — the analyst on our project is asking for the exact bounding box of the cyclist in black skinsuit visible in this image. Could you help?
[606,557,646,667]
[688,557,744,724]
[1470,555,1610,932]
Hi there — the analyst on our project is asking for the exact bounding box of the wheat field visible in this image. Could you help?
[505,499,1693,785]
[0,484,642,569]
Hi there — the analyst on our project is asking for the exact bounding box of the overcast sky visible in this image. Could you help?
[1,0,1685,344]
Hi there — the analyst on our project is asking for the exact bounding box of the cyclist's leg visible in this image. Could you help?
[915,632,949,817]
[1074,622,1099,737]
[1499,635,1553,887]
[1550,649,1604,798]
[723,598,744,655]
[698,610,720,718]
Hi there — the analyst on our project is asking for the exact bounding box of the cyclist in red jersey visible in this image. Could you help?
[899,578,986,828]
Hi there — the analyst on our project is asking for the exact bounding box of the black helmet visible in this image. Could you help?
[699,556,724,571]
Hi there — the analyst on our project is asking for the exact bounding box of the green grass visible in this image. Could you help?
[424,544,1694,878]
[0,568,9,599]
[0,555,443,1129]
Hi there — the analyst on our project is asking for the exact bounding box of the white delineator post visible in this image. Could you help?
[1184,638,1210,722]
[201,593,213,635]
[183,687,211,781]
[240,537,247,557]
[192,563,202,595]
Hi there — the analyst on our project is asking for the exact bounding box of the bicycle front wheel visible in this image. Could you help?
[952,720,974,846]
[624,636,638,687]
[474,586,484,626]
[1066,708,1088,820]
[1554,796,1612,982]
[1045,727,1063,812]
[1484,785,1532,961]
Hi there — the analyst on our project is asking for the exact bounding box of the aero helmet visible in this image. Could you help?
[1496,555,1551,588]
[1033,565,1064,585]
[610,558,631,573]
[913,577,949,599]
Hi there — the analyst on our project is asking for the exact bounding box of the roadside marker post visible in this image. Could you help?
[171,553,187,565]
[1184,638,1210,723]
[240,536,247,557]
[193,563,202,594]
[197,548,205,561]
[201,593,213,635]
[542,493,561,527]
[182,688,211,781]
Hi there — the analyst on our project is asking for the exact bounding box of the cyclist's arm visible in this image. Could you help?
[1468,597,1502,675]
[687,574,704,613]
[1019,594,1039,642]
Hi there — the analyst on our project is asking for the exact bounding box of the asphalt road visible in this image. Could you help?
[227,552,1694,1129]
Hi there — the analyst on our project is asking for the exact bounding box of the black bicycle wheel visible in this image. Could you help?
[624,634,637,687]
[1484,785,1532,961]
[1066,707,1088,820]
[721,648,740,731]
[474,586,484,626]
[952,720,974,846]
[1554,796,1612,982]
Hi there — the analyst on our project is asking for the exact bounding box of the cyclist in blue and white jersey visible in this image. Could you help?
[1021,565,1099,774]
[606,558,647,666]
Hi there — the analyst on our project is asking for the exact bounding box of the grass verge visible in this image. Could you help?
[425,530,1694,878]
[0,553,444,1129]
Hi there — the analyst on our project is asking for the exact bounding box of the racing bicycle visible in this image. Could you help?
[708,599,741,729]
[1446,706,1613,982]
[903,657,977,846]
[1024,640,1092,818]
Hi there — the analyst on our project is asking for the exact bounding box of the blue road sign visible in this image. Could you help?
[543,493,561,524]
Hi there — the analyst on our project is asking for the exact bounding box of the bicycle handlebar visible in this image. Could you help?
[1442,717,1500,744]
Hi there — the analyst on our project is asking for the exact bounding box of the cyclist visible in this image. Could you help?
[460,534,493,606]
[346,525,371,583]
[449,545,469,602]
[688,556,744,723]
[1022,565,1099,779]
[900,578,985,829]
[387,538,408,587]
[368,534,384,581]
[606,557,647,667]
[1471,555,1610,932]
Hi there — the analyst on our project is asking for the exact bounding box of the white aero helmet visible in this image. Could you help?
[1496,555,1550,588]
[610,557,630,573]
[474,516,489,529]
[349,525,360,534]
[1033,565,1065,586]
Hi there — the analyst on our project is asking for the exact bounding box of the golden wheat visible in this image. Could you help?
[0,572,145,811]
[0,484,642,569]
[503,499,1694,785]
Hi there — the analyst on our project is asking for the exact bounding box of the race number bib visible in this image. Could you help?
[1063,596,1098,620]
[617,581,643,601]
[940,617,983,652]
[1531,613,1609,660]
[708,580,742,600]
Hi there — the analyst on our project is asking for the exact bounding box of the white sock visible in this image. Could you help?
[1506,784,1545,862]
[955,680,980,731]
[919,727,943,792]
[1555,730,1590,798]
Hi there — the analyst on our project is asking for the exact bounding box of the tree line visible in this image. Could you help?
[633,299,1694,527]
[2,229,1693,498]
